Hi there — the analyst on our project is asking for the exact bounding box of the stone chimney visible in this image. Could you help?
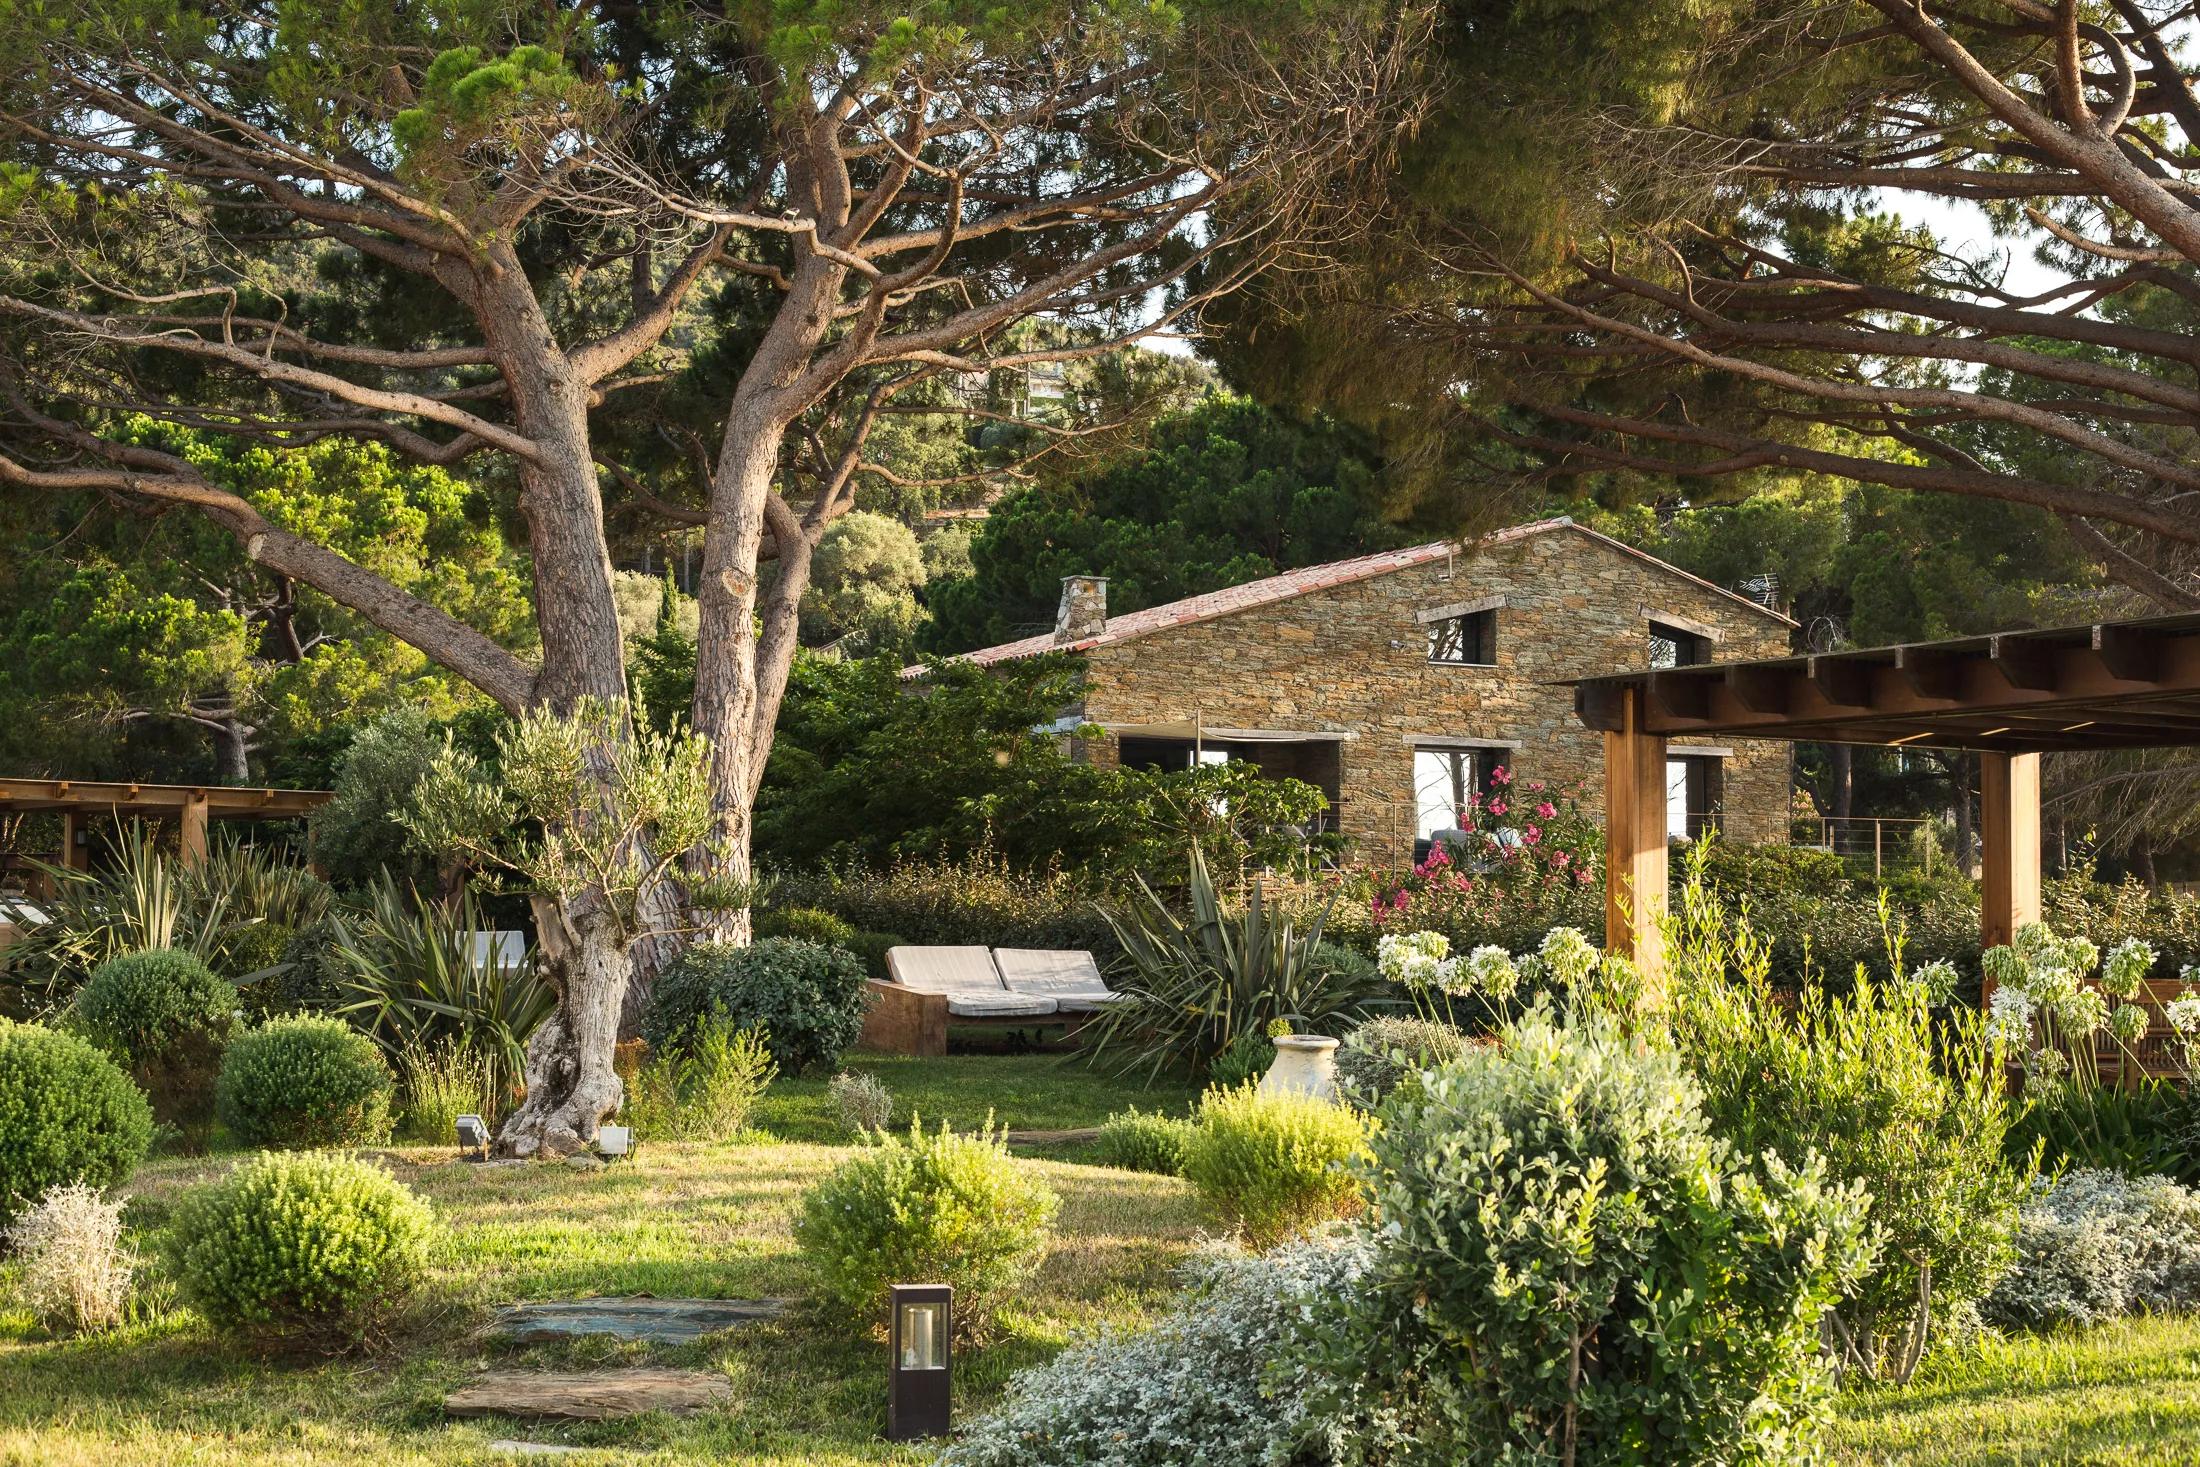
[1054,574,1109,643]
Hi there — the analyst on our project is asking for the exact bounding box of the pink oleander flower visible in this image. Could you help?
[1454,874,1474,892]
[1523,824,1542,844]
[1490,765,1513,786]
[1526,779,1546,793]
[1552,850,1571,867]
[1535,801,1556,820]
[1487,800,1508,817]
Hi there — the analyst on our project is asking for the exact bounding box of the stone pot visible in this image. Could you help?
[1258,1035,1340,1102]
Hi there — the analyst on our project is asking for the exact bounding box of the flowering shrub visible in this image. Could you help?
[941,1236,1373,1467]
[1986,924,2168,1094]
[1374,924,1636,1031]
[793,1118,1057,1337]
[1367,770,1600,930]
[1982,1169,2200,1329]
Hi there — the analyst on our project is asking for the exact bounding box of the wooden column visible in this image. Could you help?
[1978,752,2041,963]
[1604,687,1669,992]
[58,809,89,871]
[178,791,210,870]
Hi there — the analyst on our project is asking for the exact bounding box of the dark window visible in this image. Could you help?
[1665,755,1724,840]
[1428,609,1497,666]
[1648,618,1712,668]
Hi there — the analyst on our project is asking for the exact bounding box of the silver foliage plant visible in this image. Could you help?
[1982,1169,2200,1330]
[941,1236,1381,1467]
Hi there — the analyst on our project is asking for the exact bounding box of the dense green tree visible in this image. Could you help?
[801,512,928,654]
[924,398,1404,652]
[0,0,1435,1151]
[0,433,530,782]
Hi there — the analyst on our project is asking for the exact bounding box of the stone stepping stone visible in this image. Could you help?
[447,1368,732,1421]
[492,1296,789,1345]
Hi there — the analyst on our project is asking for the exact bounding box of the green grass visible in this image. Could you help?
[14,1050,2200,1464]
[1832,1315,2200,1465]
[755,1052,1202,1144]
[0,1055,1205,1466]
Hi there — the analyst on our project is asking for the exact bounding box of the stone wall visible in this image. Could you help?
[1072,525,1794,866]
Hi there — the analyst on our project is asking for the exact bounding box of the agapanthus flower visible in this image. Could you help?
[2057,935,2101,981]
[2014,922,2061,964]
[1377,930,1451,990]
[2101,937,2155,999]
[1539,926,1598,988]
[1911,959,1959,1006]
[1982,945,2026,987]
[1985,985,2035,1048]
[2055,986,2108,1036]
[2166,987,2200,1037]
[2109,1003,2152,1045]
[1456,944,1519,999]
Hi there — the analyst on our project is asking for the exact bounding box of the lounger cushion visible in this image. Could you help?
[993,948,1125,1014]
[887,946,1008,995]
[943,992,1060,1019]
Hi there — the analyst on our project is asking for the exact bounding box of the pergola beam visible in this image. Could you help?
[1568,610,2200,989]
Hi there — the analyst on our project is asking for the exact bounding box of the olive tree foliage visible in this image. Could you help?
[1229,0,2200,602]
[0,0,1431,1153]
[403,699,745,1156]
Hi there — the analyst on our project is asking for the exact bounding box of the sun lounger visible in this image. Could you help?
[992,948,1126,1014]
[859,945,1072,1056]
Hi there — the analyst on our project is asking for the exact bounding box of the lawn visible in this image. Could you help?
[0,1055,1205,1466]
[6,1050,2199,1465]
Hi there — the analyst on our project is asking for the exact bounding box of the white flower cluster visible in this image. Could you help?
[1984,986,2035,1048]
[1537,927,1599,988]
[1910,959,1960,1007]
[2101,937,2157,999]
[1456,945,1520,1000]
[1376,931,1454,992]
[2166,985,2200,1038]
[942,1235,1373,1467]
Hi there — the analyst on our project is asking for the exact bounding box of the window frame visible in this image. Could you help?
[1427,607,1498,667]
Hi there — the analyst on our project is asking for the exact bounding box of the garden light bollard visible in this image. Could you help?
[455,1114,489,1162]
[1259,1035,1340,1102]
[887,1282,952,1441]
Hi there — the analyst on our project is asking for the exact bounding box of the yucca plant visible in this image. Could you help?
[333,874,553,1110]
[0,825,231,1016]
[1086,846,1388,1080]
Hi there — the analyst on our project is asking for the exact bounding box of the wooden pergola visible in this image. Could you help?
[0,778,332,870]
[1572,611,2200,982]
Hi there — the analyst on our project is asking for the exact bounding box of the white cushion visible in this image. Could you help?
[944,992,1060,1019]
[886,946,1010,996]
[994,949,1118,1014]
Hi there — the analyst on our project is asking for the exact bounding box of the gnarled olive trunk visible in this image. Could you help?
[499,895,630,1159]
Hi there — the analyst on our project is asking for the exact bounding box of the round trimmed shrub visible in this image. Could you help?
[1093,1107,1194,1176]
[1180,1083,1371,1249]
[646,937,869,1076]
[166,1150,432,1345]
[216,1016,395,1148]
[794,1119,1058,1336]
[0,1020,154,1227]
[1336,1016,1474,1104]
[757,905,858,950]
[72,950,238,1070]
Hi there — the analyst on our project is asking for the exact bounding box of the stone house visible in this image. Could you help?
[929,517,1797,866]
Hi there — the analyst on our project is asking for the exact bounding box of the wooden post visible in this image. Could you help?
[58,809,89,871]
[1979,752,2042,971]
[1873,820,1883,878]
[1604,687,1669,993]
[178,791,210,870]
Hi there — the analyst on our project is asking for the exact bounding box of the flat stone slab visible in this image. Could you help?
[447,1368,732,1421]
[492,1296,789,1344]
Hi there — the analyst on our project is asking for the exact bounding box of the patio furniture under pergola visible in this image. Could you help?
[0,777,331,871]
[1572,611,2200,984]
